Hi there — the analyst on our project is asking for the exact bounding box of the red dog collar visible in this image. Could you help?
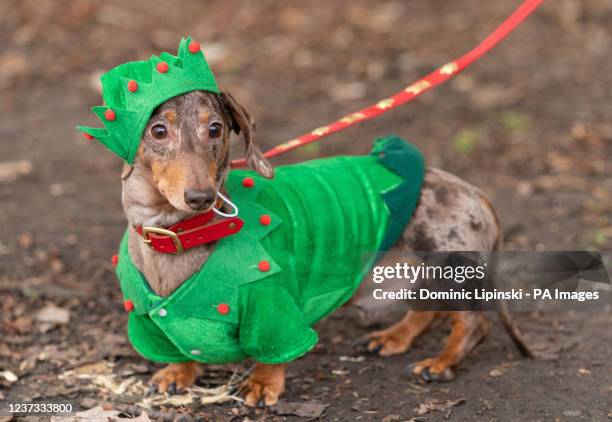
[135,210,243,254]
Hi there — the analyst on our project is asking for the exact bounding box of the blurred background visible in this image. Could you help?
[0,0,610,420]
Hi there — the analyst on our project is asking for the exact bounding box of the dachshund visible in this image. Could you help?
[120,89,531,406]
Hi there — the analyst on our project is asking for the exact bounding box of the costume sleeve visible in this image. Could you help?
[238,277,318,364]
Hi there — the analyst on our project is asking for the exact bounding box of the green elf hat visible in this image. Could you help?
[77,37,219,164]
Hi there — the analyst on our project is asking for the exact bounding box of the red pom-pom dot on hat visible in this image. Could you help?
[127,80,138,92]
[156,61,169,73]
[83,132,94,140]
[242,177,254,188]
[104,109,116,121]
[111,254,119,267]
[217,303,230,315]
[123,299,134,312]
[188,41,200,53]
[258,260,270,272]
[260,214,271,226]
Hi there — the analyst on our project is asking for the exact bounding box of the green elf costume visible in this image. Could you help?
[77,38,425,365]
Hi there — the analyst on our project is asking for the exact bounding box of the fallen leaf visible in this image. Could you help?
[339,356,365,362]
[77,397,98,409]
[416,398,466,416]
[18,233,33,248]
[0,370,18,383]
[489,368,504,377]
[563,410,582,417]
[5,316,33,334]
[469,83,523,109]
[273,401,329,418]
[0,160,32,183]
[0,51,29,87]
[52,405,119,421]
[72,361,114,376]
[35,304,70,324]
[488,361,519,378]
[330,82,367,101]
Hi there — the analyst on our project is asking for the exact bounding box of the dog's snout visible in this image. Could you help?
[184,188,216,210]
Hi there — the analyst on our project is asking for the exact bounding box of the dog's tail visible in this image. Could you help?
[496,301,534,358]
[483,195,534,358]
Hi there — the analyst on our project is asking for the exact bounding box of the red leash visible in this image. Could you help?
[231,0,543,168]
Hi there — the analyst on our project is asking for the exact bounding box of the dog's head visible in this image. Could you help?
[124,90,273,213]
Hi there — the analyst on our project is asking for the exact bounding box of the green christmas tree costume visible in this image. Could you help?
[78,38,425,364]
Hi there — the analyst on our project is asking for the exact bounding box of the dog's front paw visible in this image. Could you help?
[149,362,201,394]
[240,363,286,407]
[405,358,456,382]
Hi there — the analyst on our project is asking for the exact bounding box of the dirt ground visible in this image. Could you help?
[1,0,611,421]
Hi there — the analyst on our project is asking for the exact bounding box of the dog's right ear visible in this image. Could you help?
[219,91,274,179]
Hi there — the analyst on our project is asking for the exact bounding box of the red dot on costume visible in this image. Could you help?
[83,132,94,140]
[123,299,134,312]
[111,254,119,267]
[188,41,200,53]
[242,177,254,188]
[127,80,138,92]
[258,260,270,272]
[217,303,230,315]
[156,61,169,73]
[104,109,116,121]
[260,214,271,226]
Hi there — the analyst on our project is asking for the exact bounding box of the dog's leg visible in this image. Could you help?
[406,311,490,381]
[149,362,202,394]
[361,310,439,356]
[241,363,286,406]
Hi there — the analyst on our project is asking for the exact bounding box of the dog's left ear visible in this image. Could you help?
[219,91,274,179]
[121,163,134,180]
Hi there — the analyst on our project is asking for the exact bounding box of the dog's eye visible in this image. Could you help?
[151,124,167,140]
[209,122,222,139]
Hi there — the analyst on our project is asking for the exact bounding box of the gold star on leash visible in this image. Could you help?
[311,126,330,136]
[440,62,459,75]
[404,81,431,95]
[375,99,394,110]
[277,139,302,151]
[340,112,366,124]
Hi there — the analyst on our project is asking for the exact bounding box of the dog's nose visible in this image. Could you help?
[184,188,216,210]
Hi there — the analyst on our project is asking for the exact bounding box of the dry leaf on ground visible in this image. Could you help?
[273,401,329,418]
[416,398,466,416]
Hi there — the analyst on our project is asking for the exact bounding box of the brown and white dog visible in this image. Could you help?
[121,89,531,406]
